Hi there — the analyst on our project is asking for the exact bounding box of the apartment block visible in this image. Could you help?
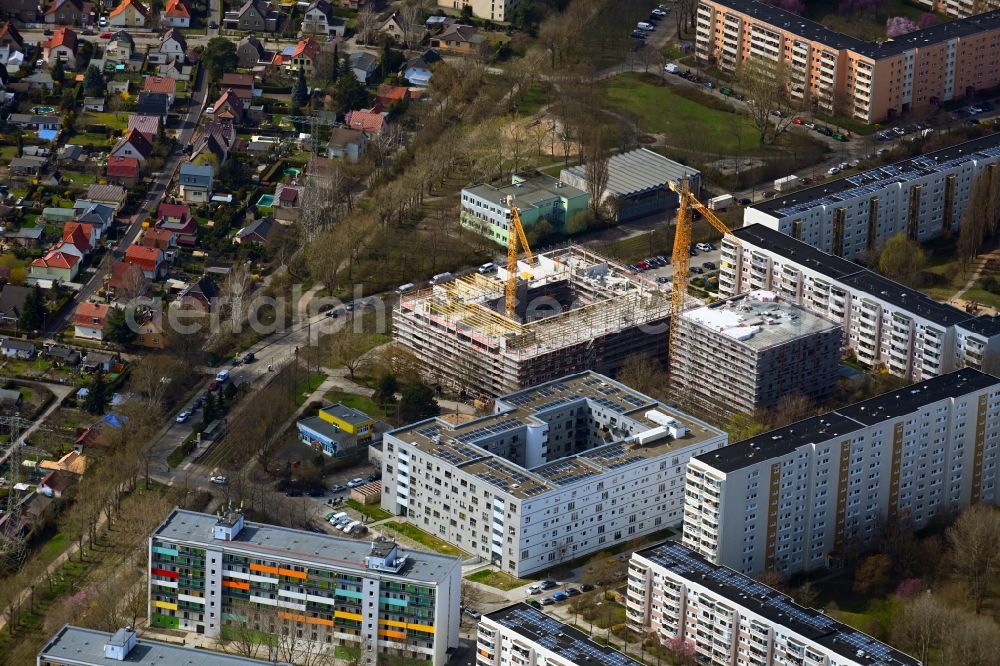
[478,603,642,666]
[696,0,1000,123]
[38,625,289,665]
[681,369,1000,577]
[381,371,727,576]
[671,290,842,420]
[148,509,461,665]
[626,542,920,666]
[745,134,1000,260]
[721,224,1000,380]
[460,173,588,247]
[916,0,1000,19]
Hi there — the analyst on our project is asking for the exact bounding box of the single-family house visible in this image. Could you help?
[106,155,140,186]
[224,0,277,32]
[73,202,116,238]
[220,72,255,101]
[375,83,409,109]
[5,113,61,130]
[142,76,176,105]
[82,96,105,111]
[110,128,153,164]
[178,162,214,203]
[3,226,44,248]
[1,0,36,23]
[22,72,55,90]
[236,34,270,68]
[81,350,117,372]
[62,221,94,254]
[0,285,31,328]
[9,156,47,176]
[134,309,165,349]
[86,184,127,211]
[176,276,218,313]
[156,58,193,81]
[162,0,191,27]
[380,11,420,44]
[43,345,80,367]
[430,24,485,54]
[272,182,304,222]
[44,0,84,25]
[326,126,366,163]
[136,92,170,123]
[104,30,134,62]
[0,21,25,51]
[142,227,176,251]
[300,0,346,37]
[73,302,110,340]
[276,37,319,75]
[30,246,80,283]
[192,132,229,166]
[42,27,78,69]
[156,202,197,245]
[234,216,274,245]
[211,88,244,122]
[126,113,159,142]
[1,339,36,359]
[157,29,187,63]
[37,470,74,498]
[104,261,147,300]
[345,109,386,134]
[124,244,165,280]
[349,51,377,84]
[108,0,148,27]
[57,145,84,162]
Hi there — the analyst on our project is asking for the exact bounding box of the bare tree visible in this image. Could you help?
[615,354,668,401]
[399,0,427,47]
[129,354,184,409]
[114,263,150,304]
[892,594,951,665]
[958,168,1000,266]
[356,5,378,45]
[945,504,1000,613]
[736,56,794,146]
[940,609,1000,666]
[327,325,372,380]
[217,263,255,338]
[581,125,611,218]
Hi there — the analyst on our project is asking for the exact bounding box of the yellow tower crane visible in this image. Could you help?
[667,178,734,367]
[504,195,535,319]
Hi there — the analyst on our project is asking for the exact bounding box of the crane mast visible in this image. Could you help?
[504,195,535,320]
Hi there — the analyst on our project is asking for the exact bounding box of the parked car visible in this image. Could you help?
[791,117,803,125]
[540,597,555,606]
[657,276,670,284]
[630,30,647,39]
[827,166,841,175]
[347,477,365,488]
[243,352,256,364]
[695,242,712,252]
[702,261,717,270]
[286,488,303,497]
[552,592,569,602]
[464,608,482,620]
[690,266,704,274]
[367,472,381,482]
[637,21,654,30]
[566,587,581,596]
[689,247,698,256]
[665,63,679,73]
[308,487,324,497]
[207,380,220,392]
[210,475,227,485]
[738,197,752,205]
[215,369,230,383]
[581,584,595,592]
[175,411,191,423]
[209,19,218,28]
[540,579,558,590]
[330,483,347,493]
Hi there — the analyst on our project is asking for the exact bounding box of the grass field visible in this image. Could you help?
[384,522,468,557]
[581,0,662,71]
[323,390,385,417]
[466,569,532,591]
[294,372,327,406]
[605,73,815,158]
[346,499,391,522]
[79,111,129,131]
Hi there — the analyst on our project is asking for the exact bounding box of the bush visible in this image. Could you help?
[982,274,1000,295]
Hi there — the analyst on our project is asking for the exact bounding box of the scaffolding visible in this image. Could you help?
[394,246,672,397]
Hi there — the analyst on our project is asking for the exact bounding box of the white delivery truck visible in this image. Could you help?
[774,175,800,192]
[708,194,734,211]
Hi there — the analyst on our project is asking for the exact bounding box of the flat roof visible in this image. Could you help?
[390,372,725,499]
[562,148,700,197]
[958,314,1000,337]
[696,368,1000,473]
[682,290,839,350]
[464,173,587,211]
[297,415,348,442]
[38,625,288,665]
[731,224,974,326]
[635,542,919,666]
[321,402,372,426]
[753,133,1000,218]
[709,0,1000,59]
[484,603,642,666]
[152,509,459,584]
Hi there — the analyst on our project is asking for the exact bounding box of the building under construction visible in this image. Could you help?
[393,247,671,398]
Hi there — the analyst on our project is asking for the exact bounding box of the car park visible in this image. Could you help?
[210,475,227,485]
[347,477,365,488]
[175,411,191,423]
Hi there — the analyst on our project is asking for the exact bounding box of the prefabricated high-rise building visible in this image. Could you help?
[393,247,671,398]
[671,290,842,420]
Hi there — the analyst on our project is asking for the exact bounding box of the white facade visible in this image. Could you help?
[681,369,1000,577]
[381,372,728,577]
[626,542,921,666]
[721,224,1000,381]
[436,0,515,21]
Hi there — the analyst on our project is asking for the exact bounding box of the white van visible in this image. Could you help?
[637,21,654,31]
[329,512,348,525]
[478,262,496,274]
[215,369,230,383]
[396,283,415,295]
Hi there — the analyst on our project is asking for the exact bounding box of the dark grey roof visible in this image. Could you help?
[2,339,36,352]
[236,216,274,240]
[709,0,1000,59]
[753,133,1000,218]
[635,542,920,666]
[697,368,1000,473]
[839,271,970,327]
[0,285,31,317]
[297,415,346,441]
[484,603,642,666]
[731,224,862,280]
[136,92,169,114]
[959,315,1000,337]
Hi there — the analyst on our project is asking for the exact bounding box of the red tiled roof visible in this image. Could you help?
[109,0,148,18]
[158,202,189,220]
[107,155,139,177]
[376,84,409,102]
[124,244,162,271]
[221,72,253,89]
[143,227,173,246]
[32,247,80,270]
[44,27,78,52]
[73,301,109,327]
[212,88,244,116]
[62,222,93,253]
[113,128,154,159]
[143,76,176,95]
[345,110,385,133]
[164,0,190,17]
[0,21,24,47]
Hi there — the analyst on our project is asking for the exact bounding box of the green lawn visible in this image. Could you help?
[605,73,777,156]
[322,391,384,417]
[513,84,550,117]
[383,522,468,558]
[79,111,129,131]
[465,569,532,591]
[36,531,68,566]
[961,284,1000,310]
[0,145,18,161]
[294,372,327,406]
[71,132,114,148]
[346,499,391,522]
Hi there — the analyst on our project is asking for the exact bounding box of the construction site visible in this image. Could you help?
[393,246,672,398]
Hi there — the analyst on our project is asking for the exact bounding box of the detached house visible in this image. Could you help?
[74,202,115,239]
[272,183,304,222]
[178,162,214,203]
[44,0,84,25]
[156,202,197,245]
[136,92,170,123]
[106,155,140,186]
[1,0,37,23]
[0,22,25,51]
[224,0,278,32]
[349,51,377,84]
[134,309,165,349]
[127,113,159,142]
[42,27,78,69]
[142,76,176,105]
[430,24,485,55]
[30,245,80,283]
[176,276,218,313]
[220,72,255,102]
[156,29,187,63]
[73,302,109,340]
[108,0,148,27]
[110,128,153,164]
[234,216,275,246]
[104,30,134,63]
[211,88,244,122]
[124,244,166,280]
[345,109,386,135]
[301,0,346,37]
[276,37,319,75]
[0,285,31,327]
[326,127,366,163]
[236,34,271,68]
[62,221,94,255]
[162,0,191,27]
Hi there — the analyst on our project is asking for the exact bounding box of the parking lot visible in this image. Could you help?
[627,245,723,290]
